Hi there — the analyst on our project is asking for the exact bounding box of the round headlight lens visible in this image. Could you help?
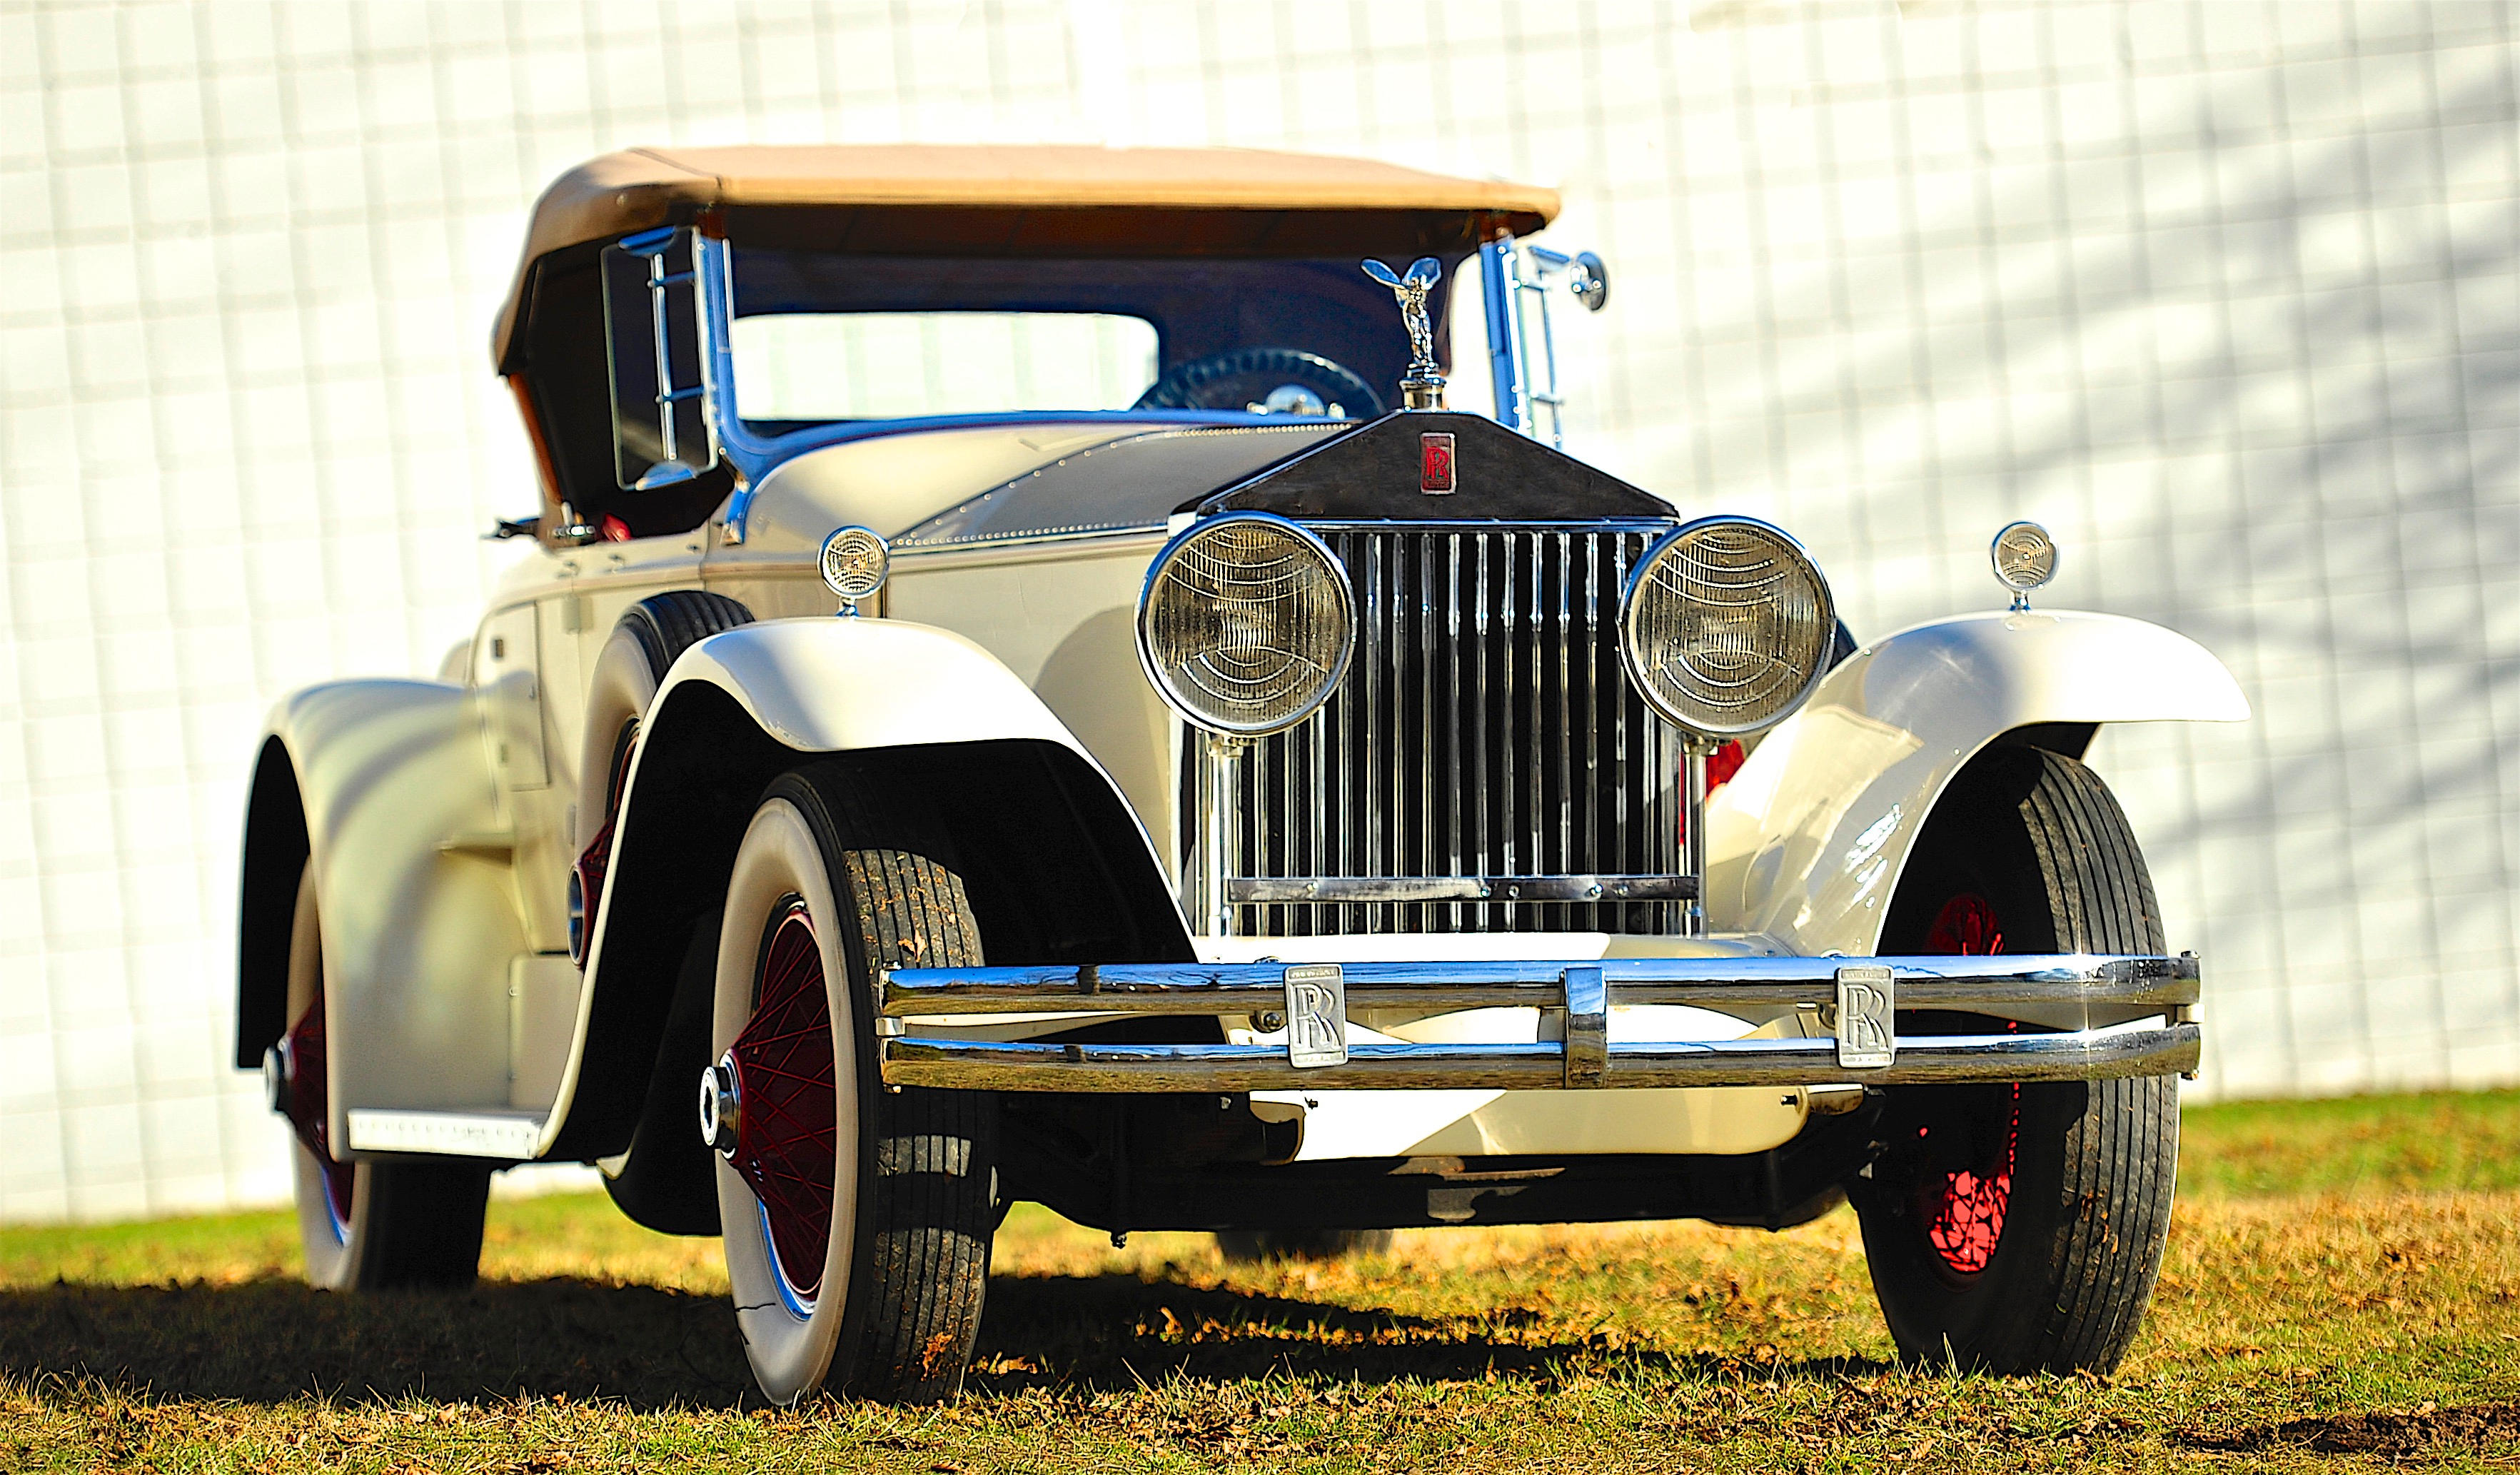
[1138,514,1355,736]
[1620,516,1835,740]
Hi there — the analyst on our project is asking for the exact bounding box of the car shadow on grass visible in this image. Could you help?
[0,1277,760,1409]
[971,1272,1893,1393]
[0,1272,1885,1410]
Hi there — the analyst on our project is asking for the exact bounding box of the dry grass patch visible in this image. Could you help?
[0,1089,2514,1471]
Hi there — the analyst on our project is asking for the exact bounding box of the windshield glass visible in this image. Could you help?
[732,312,1159,421]
[726,247,1451,433]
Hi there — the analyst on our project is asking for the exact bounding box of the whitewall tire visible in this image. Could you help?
[711,767,997,1404]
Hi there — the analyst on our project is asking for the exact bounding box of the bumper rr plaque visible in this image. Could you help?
[1282,964,1348,1068]
[1835,965,1896,1069]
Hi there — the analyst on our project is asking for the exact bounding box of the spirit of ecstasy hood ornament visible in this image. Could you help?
[1362,256,1446,410]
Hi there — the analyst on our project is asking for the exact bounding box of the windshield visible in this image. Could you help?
[726,247,1451,433]
[731,311,1159,421]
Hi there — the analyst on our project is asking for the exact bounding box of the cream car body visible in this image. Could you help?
[249,455,2246,1166]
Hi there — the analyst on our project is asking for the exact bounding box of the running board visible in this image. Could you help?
[345,1109,545,1159]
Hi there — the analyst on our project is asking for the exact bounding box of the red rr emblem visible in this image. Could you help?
[1419,431,1456,494]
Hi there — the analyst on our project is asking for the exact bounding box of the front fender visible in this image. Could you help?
[245,681,528,1143]
[653,615,1091,756]
[1705,610,2247,956]
[550,618,1187,1166]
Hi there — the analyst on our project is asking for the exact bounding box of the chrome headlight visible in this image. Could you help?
[1137,513,1355,737]
[1620,516,1835,740]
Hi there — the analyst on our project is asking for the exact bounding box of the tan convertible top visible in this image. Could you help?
[493,144,1558,368]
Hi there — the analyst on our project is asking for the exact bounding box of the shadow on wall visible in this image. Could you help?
[1623,29,2519,1092]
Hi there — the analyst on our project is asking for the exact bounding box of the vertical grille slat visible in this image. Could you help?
[1418,533,1437,935]
[1222,525,1680,937]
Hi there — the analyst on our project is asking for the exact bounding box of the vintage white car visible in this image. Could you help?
[236,145,2246,1404]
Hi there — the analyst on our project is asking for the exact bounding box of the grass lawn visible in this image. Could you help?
[1,1088,2514,1471]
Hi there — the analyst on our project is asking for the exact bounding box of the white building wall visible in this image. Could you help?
[1,1,2512,1222]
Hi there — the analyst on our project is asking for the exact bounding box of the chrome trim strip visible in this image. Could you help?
[891,520,1169,553]
[346,1108,545,1159]
[1226,875,1700,903]
[883,526,1167,573]
[877,951,2202,1018]
[882,1022,2204,1093]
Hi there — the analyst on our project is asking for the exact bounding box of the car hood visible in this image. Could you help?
[727,411,1676,560]
[726,420,1349,557]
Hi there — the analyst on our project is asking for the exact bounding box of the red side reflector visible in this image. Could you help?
[1708,740,1746,792]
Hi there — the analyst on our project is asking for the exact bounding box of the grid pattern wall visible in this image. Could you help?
[1,1,2512,1222]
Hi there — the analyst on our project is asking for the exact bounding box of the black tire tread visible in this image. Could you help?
[765,764,997,1404]
[1857,747,2179,1375]
[837,845,997,1402]
[2018,754,2175,1373]
[623,590,753,680]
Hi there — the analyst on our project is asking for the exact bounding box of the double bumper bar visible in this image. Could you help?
[875,952,2202,1094]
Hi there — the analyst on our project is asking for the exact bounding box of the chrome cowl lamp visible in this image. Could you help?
[819,525,889,615]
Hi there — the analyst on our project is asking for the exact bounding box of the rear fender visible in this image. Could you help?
[1704,610,2248,957]
[545,618,1191,1164]
[236,682,528,1148]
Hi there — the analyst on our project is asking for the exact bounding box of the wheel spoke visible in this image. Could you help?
[282,992,357,1231]
[1920,892,2017,1277]
[728,901,837,1304]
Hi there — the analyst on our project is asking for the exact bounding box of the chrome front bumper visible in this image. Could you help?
[875,952,2202,1093]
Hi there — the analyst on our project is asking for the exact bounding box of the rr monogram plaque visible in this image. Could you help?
[1281,964,1349,1069]
[1834,965,1896,1069]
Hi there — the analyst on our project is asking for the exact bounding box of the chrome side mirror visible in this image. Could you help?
[1566,251,1610,313]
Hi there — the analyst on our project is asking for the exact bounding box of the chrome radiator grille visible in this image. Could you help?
[1205,524,1687,937]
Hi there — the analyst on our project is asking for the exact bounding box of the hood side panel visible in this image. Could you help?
[892,422,1349,548]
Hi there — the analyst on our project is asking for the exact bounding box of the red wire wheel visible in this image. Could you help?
[1917,892,2017,1277]
[282,995,356,1234]
[727,898,839,1309]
